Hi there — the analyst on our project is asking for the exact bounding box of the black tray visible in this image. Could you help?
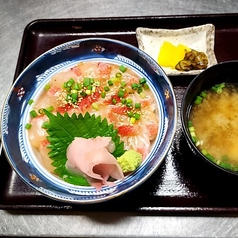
[1,14,238,215]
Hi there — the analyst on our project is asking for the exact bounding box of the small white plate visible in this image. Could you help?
[136,24,217,76]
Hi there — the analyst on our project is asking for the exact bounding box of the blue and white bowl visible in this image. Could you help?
[1,38,177,204]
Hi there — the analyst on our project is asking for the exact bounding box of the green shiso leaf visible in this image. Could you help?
[43,110,125,186]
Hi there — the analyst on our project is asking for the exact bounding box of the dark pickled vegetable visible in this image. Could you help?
[175,49,208,71]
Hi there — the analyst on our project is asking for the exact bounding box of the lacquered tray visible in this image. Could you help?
[1,14,238,215]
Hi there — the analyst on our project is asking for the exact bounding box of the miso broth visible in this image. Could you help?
[189,83,238,171]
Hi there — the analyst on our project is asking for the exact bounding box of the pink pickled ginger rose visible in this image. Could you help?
[66,136,124,190]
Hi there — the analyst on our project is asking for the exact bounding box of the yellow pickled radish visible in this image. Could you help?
[157,41,190,69]
[171,44,190,68]
[157,41,176,67]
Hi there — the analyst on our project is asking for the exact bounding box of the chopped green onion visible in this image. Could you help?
[121,98,127,104]
[46,106,54,112]
[126,98,133,103]
[143,83,149,90]
[25,123,32,129]
[134,112,140,120]
[201,149,215,162]
[200,91,207,98]
[131,83,138,90]
[87,85,93,90]
[63,82,68,89]
[119,65,127,73]
[73,83,80,90]
[212,83,225,94]
[188,120,193,127]
[83,78,90,87]
[38,108,44,114]
[191,136,198,143]
[66,78,75,87]
[89,78,95,84]
[121,81,127,87]
[71,93,78,101]
[80,91,87,98]
[139,78,146,84]
[215,83,225,88]
[92,86,96,93]
[44,83,51,91]
[108,80,113,86]
[94,81,100,86]
[194,95,203,105]
[137,85,143,94]
[201,149,208,155]
[188,121,199,143]
[116,72,122,78]
[126,98,133,107]
[127,111,141,121]
[111,77,118,83]
[190,131,196,137]
[70,89,77,94]
[104,86,110,92]
[112,98,117,105]
[130,117,136,124]
[139,92,146,99]
[118,89,125,98]
[127,111,134,117]
[221,83,225,88]
[126,102,132,108]
[205,153,216,162]
[85,89,91,95]
[219,161,232,170]
[101,91,106,98]
[30,110,38,118]
[64,85,71,92]
[134,102,141,109]
[92,102,99,110]
[28,99,34,105]
[66,94,71,101]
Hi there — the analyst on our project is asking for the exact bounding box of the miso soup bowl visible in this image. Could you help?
[181,60,238,176]
[1,38,177,204]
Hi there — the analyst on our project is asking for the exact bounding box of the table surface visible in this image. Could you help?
[1,0,238,237]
